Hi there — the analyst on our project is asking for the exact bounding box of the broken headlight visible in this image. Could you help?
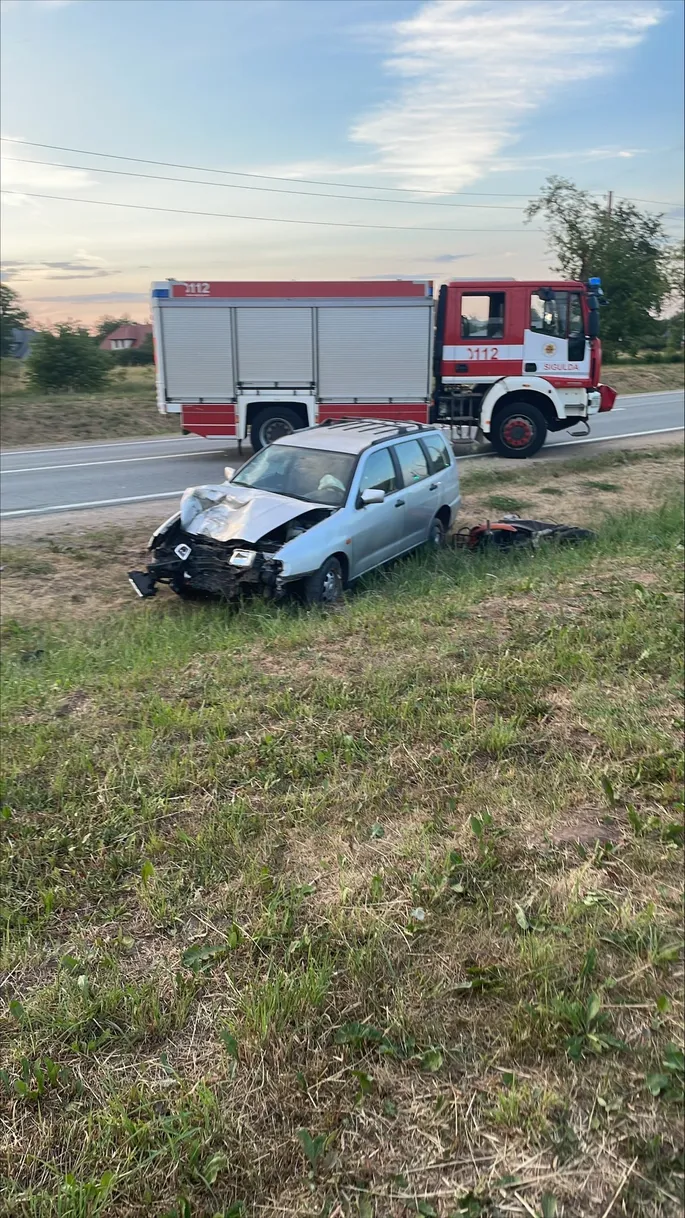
[229,549,256,569]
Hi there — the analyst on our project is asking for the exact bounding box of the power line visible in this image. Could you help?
[0,136,543,197]
[0,189,546,233]
[1,155,527,210]
[4,135,681,208]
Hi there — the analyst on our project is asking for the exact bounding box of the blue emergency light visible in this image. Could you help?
[588,277,601,287]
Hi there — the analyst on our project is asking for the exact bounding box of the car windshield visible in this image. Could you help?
[232,444,355,507]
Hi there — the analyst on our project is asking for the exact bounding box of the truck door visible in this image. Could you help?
[523,291,590,379]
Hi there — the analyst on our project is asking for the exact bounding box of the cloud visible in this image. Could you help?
[1,1,76,11]
[1,134,95,200]
[349,0,664,192]
[32,291,149,303]
[0,251,113,281]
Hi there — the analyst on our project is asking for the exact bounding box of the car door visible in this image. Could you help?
[422,431,459,521]
[349,445,405,577]
[391,438,436,550]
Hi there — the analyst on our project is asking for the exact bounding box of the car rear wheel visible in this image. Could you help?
[250,406,303,451]
[490,401,547,459]
[427,515,447,548]
[302,556,344,606]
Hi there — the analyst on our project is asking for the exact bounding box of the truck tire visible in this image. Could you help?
[490,401,547,459]
[250,405,304,451]
[302,556,345,606]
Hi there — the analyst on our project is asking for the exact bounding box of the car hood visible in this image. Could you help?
[182,482,328,543]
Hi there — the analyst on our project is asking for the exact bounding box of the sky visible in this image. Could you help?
[1,0,683,327]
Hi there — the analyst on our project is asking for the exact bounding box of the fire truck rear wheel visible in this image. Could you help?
[491,401,547,459]
[250,406,303,451]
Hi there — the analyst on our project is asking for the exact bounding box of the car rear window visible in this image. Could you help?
[394,439,429,485]
[423,433,451,473]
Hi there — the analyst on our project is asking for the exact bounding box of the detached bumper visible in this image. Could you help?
[598,384,617,413]
[128,535,284,601]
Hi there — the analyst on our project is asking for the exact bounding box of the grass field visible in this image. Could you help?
[1,448,683,1217]
[0,362,682,449]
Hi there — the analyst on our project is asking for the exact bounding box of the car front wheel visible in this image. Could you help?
[302,556,344,606]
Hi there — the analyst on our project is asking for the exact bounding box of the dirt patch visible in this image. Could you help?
[0,526,154,623]
[461,449,683,529]
[550,810,621,847]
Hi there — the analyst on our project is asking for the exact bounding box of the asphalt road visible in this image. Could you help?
[1,390,683,520]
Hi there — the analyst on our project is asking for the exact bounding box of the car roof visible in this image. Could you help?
[276,419,440,456]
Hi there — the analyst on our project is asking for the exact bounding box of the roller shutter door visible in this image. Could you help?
[161,307,234,398]
[317,306,431,399]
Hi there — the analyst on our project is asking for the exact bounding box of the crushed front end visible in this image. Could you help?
[129,527,284,601]
[127,483,334,602]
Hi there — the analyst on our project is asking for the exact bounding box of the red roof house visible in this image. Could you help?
[99,323,152,351]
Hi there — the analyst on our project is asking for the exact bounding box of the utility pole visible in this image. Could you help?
[607,190,613,218]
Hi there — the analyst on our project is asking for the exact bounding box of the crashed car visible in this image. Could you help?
[128,419,461,605]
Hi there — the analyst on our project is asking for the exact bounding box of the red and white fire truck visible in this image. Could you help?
[151,277,616,458]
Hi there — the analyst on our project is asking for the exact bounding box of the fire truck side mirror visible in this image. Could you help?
[588,311,600,339]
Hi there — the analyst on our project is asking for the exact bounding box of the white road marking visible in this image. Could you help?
[0,435,224,458]
[3,450,225,475]
[2,426,683,519]
[1,490,186,519]
[457,424,684,459]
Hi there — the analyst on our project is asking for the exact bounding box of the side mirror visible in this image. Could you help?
[588,312,600,339]
[224,466,236,482]
[359,488,385,506]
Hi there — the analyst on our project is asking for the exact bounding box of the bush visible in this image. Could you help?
[27,325,112,393]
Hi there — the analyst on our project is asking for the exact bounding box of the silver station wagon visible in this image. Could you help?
[128,420,461,605]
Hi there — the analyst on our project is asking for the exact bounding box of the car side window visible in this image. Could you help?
[394,439,429,486]
[358,447,397,496]
[423,434,451,473]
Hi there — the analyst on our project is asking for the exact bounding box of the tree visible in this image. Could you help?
[0,285,30,357]
[526,177,676,358]
[94,315,132,344]
[27,324,112,393]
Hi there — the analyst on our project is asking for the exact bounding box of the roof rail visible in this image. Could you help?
[318,416,430,443]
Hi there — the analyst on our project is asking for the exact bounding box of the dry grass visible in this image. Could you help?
[0,366,176,447]
[604,363,684,396]
[0,456,683,1218]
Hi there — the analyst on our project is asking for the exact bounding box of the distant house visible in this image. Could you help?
[9,327,38,359]
[99,323,152,351]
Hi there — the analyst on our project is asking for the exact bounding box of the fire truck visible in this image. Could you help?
[151,277,616,458]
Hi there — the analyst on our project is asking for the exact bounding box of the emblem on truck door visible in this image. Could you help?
[544,342,557,355]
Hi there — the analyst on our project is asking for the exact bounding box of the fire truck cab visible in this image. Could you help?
[434,278,616,457]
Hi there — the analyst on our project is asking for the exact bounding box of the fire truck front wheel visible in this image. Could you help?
[250,406,304,451]
[490,400,547,459]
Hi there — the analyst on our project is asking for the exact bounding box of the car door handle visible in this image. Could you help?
[429,483,439,491]
[395,499,405,507]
